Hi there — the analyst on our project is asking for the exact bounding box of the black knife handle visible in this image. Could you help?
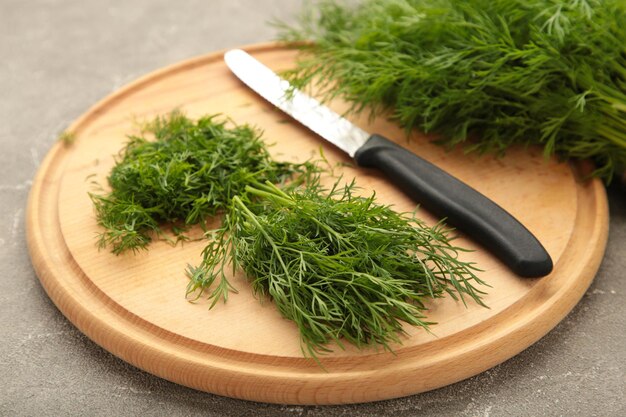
[354,134,553,278]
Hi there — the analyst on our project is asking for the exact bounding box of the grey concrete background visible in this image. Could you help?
[1,0,624,415]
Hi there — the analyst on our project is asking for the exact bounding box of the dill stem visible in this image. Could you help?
[231,195,298,307]
[597,124,626,147]
[595,96,626,144]
[243,185,294,206]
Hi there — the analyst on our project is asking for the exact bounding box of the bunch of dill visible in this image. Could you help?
[186,179,487,358]
[278,0,626,181]
[91,111,312,254]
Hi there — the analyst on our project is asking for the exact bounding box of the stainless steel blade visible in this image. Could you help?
[224,49,370,157]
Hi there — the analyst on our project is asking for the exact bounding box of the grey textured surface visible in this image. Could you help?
[1,1,624,416]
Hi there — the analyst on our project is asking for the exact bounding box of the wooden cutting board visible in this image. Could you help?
[26,43,608,405]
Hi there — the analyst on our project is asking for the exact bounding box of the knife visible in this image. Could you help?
[224,49,553,278]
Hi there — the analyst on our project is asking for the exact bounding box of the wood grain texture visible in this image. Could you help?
[26,43,609,405]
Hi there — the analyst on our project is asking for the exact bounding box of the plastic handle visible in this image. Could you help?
[354,134,553,278]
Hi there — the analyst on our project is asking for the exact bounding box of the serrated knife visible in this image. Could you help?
[224,49,553,278]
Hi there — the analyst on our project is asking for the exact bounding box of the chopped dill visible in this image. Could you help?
[58,131,76,146]
[91,111,314,254]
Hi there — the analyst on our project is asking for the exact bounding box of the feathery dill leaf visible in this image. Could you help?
[186,178,487,358]
[278,0,626,181]
[91,111,314,254]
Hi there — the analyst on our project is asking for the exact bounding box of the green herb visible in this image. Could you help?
[186,178,487,358]
[58,130,76,146]
[91,111,313,254]
[278,0,626,181]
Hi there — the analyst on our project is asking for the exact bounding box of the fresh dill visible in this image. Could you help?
[278,0,626,181]
[92,111,487,357]
[91,111,313,254]
[58,131,76,146]
[186,178,487,358]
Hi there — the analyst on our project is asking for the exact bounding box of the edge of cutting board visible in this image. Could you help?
[26,42,609,405]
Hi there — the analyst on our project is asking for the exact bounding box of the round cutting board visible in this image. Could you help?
[27,43,608,405]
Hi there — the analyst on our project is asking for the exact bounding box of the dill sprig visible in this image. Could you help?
[91,111,313,254]
[278,0,626,181]
[187,178,487,358]
[58,130,76,146]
